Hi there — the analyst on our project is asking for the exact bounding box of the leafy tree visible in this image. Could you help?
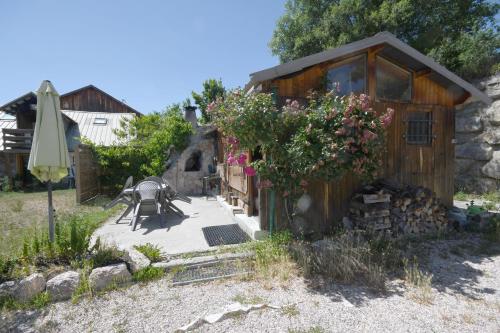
[192,79,226,123]
[270,0,499,80]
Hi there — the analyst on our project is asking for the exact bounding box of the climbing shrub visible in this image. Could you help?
[210,90,394,197]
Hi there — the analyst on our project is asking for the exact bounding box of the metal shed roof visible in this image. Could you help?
[62,110,135,147]
[248,31,491,105]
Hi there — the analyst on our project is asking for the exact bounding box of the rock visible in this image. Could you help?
[456,115,482,133]
[122,247,151,273]
[487,100,500,125]
[0,281,18,298]
[448,207,467,228]
[481,152,500,180]
[16,273,46,302]
[89,263,132,291]
[477,74,500,99]
[455,142,493,161]
[483,128,500,145]
[46,271,80,301]
[455,158,475,174]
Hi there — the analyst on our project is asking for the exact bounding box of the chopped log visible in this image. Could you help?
[363,194,391,204]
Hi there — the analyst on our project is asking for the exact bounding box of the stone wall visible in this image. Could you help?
[455,74,500,193]
[162,126,217,195]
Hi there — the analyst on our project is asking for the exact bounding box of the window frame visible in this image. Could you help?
[325,53,367,96]
[93,117,108,125]
[375,55,413,102]
[405,111,433,146]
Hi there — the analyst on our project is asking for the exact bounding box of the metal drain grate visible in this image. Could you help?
[202,224,250,246]
[172,260,252,286]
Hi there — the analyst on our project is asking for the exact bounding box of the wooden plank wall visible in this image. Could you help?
[61,87,136,114]
[75,144,100,203]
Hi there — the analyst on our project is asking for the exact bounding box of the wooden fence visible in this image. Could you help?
[75,144,100,203]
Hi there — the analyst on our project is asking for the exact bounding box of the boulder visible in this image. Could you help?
[487,100,500,125]
[0,281,18,298]
[455,142,493,161]
[478,74,500,99]
[16,273,46,302]
[455,158,475,174]
[89,263,131,291]
[483,128,500,145]
[456,115,482,133]
[121,247,151,273]
[481,152,500,180]
[46,271,80,301]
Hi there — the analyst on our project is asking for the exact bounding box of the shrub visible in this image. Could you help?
[0,257,17,283]
[251,231,296,281]
[91,239,125,268]
[132,266,164,283]
[134,243,163,263]
[88,105,193,193]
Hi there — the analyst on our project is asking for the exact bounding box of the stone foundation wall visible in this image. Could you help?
[455,74,500,193]
[163,126,216,195]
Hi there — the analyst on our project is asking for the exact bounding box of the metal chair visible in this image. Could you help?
[160,176,192,204]
[144,176,187,217]
[104,176,134,223]
[130,180,164,231]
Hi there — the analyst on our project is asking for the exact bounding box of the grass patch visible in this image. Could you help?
[90,239,125,268]
[281,304,300,317]
[232,294,266,305]
[403,257,434,304]
[132,266,164,283]
[134,243,163,262]
[0,291,51,312]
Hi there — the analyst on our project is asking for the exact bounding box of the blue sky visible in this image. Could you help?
[0,1,286,114]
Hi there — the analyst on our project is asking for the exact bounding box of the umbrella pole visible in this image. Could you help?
[48,180,55,242]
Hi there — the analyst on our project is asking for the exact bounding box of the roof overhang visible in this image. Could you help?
[248,31,491,105]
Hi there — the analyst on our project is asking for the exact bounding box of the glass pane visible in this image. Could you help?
[326,56,366,96]
[407,112,431,144]
[376,56,411,101]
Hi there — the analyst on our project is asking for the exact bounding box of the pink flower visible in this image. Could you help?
[335,128,347,136]
[207,101,215,113]
[342,117,354,127]
[362,129,378,142]
[227,137,239,145]
[380,108,394,128]
[237,153,247,165]
[227,152,237,165]
[243,166,256,176]
[300,179,308,187]
[283,191,289,198]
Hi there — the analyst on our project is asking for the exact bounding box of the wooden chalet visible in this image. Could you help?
[221,32,491,234]
[0,85,140,186]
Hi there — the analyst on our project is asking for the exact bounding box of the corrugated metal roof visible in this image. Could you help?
[0,111,17,150]
[248,31,491,105]
[62,110,135,146]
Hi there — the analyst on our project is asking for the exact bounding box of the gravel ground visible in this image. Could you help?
[2,237,499,333]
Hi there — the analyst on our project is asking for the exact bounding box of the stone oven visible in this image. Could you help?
[162,106,217,195]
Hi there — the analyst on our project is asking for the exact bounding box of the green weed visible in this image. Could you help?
[132,266,164,283]
[134,243,163,262]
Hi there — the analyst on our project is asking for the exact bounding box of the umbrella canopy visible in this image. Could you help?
[28,80,70,182]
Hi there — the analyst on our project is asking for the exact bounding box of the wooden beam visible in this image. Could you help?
[415,68,432,78]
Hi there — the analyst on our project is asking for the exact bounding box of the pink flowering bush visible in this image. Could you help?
[211,89,394,197]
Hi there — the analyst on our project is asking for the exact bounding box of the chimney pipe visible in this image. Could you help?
[184,106,198,128]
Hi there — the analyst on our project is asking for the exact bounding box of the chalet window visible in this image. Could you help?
[93,117,108,125]
[376,56,411,101]
[326,55,366,96]
[406,112,432,145]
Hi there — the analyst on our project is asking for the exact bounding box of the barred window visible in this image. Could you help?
[406,112,432,145]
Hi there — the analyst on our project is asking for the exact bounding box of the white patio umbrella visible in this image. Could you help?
[28,80,70,242]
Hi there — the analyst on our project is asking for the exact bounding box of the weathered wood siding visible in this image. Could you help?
[256,47,459,232]
[61,86,137,114]
[75,144,100,203]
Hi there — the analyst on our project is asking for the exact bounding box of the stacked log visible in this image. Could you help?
[347,180,449,236]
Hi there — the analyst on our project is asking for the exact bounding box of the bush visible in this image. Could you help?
[0,257,17,283]
[88,105,193,193]
[134,243,162,263]
[91,239,125,268]
[132,266,164,283]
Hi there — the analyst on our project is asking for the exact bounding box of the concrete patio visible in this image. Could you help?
[93,196,240,255]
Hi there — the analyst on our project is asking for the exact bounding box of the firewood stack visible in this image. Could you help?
[347,180,449,236]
